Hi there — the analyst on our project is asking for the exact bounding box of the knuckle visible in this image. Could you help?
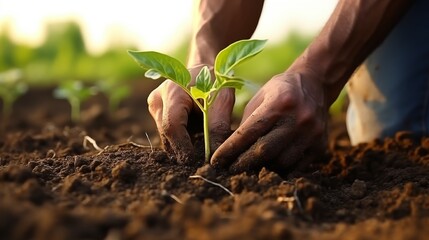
[164,80,178,89]
[147,91,161,114]
[254,141,270,156]
[275,94,297,112]
[147,90,158,104]
[164,80,185,92]
[297,108,317,126]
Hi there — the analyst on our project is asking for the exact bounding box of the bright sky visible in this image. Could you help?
[0,0,338,54]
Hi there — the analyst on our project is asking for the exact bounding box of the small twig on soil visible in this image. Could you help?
[277,180,304,213]
[128,141,152,149]
[161,190,183,204]
[145,132,153,152]
[189,175,234,197]
[46,149,56,158]
[119,136,153,149]
[95,146,109,156]
[277,196,295,211]
[293,183,304,213]
[83,135,103,152]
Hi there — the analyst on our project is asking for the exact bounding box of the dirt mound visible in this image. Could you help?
[1,87,429,240]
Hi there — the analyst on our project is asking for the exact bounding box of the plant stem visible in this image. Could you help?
[203,99,210,163]
[70,97,80,122]
[109,99,118,114]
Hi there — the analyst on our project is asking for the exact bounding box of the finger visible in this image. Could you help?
[208,88,235,152]
[148,82,182,155]
[290,137,327,171]
[147,87,167,147]
[160,85,195,164]
[240,92,264,124]
[268,133,326,175]
[211,101,283,168]
[274,116,327,171]
[271,138,307,171]
[228,117,297,173]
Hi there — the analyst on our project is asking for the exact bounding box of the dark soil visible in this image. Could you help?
[1,83,429,240]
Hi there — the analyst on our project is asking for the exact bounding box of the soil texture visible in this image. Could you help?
[1,85,429,240]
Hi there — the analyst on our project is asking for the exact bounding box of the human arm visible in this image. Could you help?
[211,0,415,172]
[298,0,415,104]
[147,0,265,163]
[187,0,264,66]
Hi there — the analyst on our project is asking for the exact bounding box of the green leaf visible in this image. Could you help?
[220,80,245,90]
[195,66,213,92]
[190,86,210,100]
[128,50,191,88]
[214,73,246,90]
[53,81,96,102]
[145,69,162,79]
[214,39,267,79]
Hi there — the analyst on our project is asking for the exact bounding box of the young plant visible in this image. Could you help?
[0,69,27,126]
[54,81,97,122]
[97,78,131,113]
[128,39,267,162]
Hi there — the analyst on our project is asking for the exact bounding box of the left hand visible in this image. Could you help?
[147,65,235,164]
[210,70,329,173]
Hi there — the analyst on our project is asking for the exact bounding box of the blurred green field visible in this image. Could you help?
[0,22,141,85]
[0,21,315,84]
[0,21,346,115]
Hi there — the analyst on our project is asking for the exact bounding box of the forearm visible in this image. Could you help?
[188,0,264,67]
[291,0,414,104]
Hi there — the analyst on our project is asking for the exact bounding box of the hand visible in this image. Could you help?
[211,70,328,173]
[147,65,235,164]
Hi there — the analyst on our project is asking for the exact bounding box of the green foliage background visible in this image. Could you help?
[0,21,346,114]
[0,21,141,85]
[0,21,313,85]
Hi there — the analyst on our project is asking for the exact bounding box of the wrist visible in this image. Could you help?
[288,50,348,106]
[187,38,218,68]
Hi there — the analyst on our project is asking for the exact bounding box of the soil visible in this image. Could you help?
[1,83,429,240]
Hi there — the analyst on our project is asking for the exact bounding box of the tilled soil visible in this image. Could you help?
[1,87,429,240]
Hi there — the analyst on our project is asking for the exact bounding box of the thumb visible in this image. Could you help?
[208,88,235,153]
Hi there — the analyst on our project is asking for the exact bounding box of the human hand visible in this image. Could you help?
[147,65,235,164]
[211,70,328,173]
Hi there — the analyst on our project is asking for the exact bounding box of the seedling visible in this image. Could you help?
[97,78,131,113]
[54,81,97,122]
[0,69,27,128]
[128,39,267,162]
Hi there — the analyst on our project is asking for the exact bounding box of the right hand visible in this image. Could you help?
[147,65,235,164]
[211,69,328,173]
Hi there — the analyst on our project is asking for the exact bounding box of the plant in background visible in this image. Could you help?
[0,69,27,125]
[128,39,267,162]
[97,78,131,113]
[54,80,97,122]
